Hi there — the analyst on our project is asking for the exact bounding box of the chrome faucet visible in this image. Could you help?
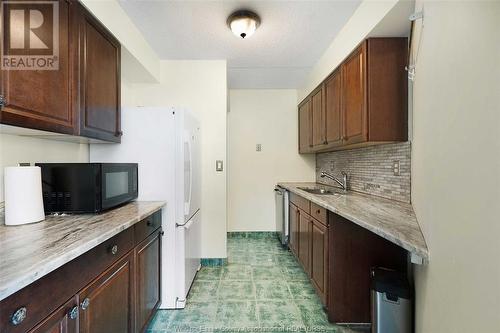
[320,171,348,192]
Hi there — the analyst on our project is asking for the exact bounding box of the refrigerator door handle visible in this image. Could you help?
[184,132,193,216]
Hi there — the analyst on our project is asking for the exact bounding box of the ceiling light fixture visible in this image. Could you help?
[227,10,261,39]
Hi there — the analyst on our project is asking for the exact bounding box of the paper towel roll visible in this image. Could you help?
[4,166,45,226]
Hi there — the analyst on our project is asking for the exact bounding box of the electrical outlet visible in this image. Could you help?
[393,160,400,176]
[256,144,262,152]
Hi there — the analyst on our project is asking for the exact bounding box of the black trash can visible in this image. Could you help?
[371,267,412,333]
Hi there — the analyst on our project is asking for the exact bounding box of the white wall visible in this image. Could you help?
[298,0,401,102]
[411,1,500,332]
[127,60,228,259]
[0,134,89,201]
[81,0,160,83]
[228,90,315,232]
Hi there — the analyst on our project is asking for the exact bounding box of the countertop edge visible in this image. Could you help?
[0,201,165,302]
[279,183,429,260]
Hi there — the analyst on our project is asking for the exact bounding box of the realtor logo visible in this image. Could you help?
[1,1,59,70]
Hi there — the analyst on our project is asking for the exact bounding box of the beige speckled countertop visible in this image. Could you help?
[278,182,428,260]
[0,201,165,301]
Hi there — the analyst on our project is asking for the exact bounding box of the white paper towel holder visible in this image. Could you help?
[4,165,46,226]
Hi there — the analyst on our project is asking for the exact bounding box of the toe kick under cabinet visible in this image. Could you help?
[288,193,407,325]
[0,211,162,333]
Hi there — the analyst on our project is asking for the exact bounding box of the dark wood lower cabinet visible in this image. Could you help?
[287,193,409,325]
[310,219,328,305]
[78,253,135,333]
[135,231,162,333]
[29,297,79,333]
[298,213,312,273]
[327,212,407,324]
[0,211,162,333]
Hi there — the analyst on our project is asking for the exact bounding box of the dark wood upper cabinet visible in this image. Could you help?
[28,297,79,333]
[77,3,121,142]
[311,87,325,147]
[324,69,342,147]
[0,0,121,143]
[298,38,407,153]
[342,44,367,145]
[78,252,135,333]
[298,99,312,153]
[0,0,78,134]
[135,230,162,333]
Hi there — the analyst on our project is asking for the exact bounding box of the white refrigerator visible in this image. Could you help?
[90,107,201,309]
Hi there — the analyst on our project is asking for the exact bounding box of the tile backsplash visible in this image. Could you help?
[316,142,411,203]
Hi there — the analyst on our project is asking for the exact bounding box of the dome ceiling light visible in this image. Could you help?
[227,10,261,39]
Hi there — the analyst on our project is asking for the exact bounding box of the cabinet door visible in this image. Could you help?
[29,297,78,333]
[298,212,312,274]
[77,4,121,142]
[311,87,325,147]
[298,99,312,153]
[310,219,328,305]
[289,204,299,256]
[324,70,343,147]
[78,252,135,333]
[342,43,367,145]
[135,230,162,333]
[0,0,77,134]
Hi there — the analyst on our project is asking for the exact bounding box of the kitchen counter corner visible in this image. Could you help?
[0,201,165,301]
[278,182,428,261]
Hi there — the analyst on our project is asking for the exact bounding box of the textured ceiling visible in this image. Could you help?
[119,0,362,89]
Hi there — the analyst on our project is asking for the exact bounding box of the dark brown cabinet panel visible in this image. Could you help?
[289,203,300,257]
[135,230,162,333]
[78,252,135,333]
[342,44,367,145]
[0,1,121,143]
[298,99,312,153]
[311,87,325,147]
[77,3,121,142]
[366,38,408,142]
[29,297,79,333]
[327,212,407,324]
[324,70,342,148]
[298,212,312,274]
[0,0,78,134]
[310,219,328,305]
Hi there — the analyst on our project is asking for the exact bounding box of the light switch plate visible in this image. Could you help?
[393,160,400,176]
[256,144,262,152]
[216,160,223,172]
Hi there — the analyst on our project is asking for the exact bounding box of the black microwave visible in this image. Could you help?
[36,163,138,214]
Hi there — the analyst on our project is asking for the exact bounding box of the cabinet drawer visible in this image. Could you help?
[134,211,162,244]
[290,193,310,214]
[311,202,327,226]
[0,227,134,333]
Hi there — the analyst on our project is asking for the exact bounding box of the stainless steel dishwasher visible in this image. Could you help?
[274,186,289,245]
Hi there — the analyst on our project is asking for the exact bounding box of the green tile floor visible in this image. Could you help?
[147,236,364,333]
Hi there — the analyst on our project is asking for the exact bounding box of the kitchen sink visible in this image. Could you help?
[297,187,345,195]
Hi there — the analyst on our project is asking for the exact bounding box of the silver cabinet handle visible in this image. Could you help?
[110,245,118,255]
[81,298,90,311]
[68,306,78,320]
[10,307,27,325]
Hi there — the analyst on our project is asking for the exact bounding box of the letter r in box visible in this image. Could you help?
[1,1,59,70]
